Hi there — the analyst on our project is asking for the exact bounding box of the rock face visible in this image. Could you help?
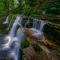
[22,37,60,60]
[22,26,60,60]
[23,46,40,60]
[43,23,60,42]
[24,28,43,40]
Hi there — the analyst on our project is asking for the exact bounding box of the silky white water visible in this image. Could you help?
[30,19,47,39]
[0,15,25,60]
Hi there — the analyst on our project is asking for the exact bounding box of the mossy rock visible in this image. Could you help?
[21,39,30,49]
[43,23,60,42]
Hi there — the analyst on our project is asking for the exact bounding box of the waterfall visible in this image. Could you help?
[33,19,41,30]
[33,19,46,31]
[9,15,22,37]
[30,19,47,39]
[39,20,46,31]
[1,15,25,60]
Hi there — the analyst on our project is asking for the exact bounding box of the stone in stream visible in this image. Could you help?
[24,28,43,40]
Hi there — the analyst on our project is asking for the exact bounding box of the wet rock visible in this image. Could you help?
[23,46,40,60]
[43,23,60,42]
[24,28,43,40]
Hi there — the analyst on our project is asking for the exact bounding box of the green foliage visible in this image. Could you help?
[0,0,60,22]
[17,0,60,22]
[21,39,30,49]
[41,0,60,15]
[0,0,6,17]
[0,0,19,18]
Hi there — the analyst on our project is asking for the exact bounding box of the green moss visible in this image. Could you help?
[21,39,30,49]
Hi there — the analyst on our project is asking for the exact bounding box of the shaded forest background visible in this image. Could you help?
[0,0,60,23]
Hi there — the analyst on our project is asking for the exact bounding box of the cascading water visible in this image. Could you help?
[33,19,41,30]
[39,20,47,31]
[9,15,22,36]
[33,19,46,31]
[30,19,47,40]
[0,15,25,60]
